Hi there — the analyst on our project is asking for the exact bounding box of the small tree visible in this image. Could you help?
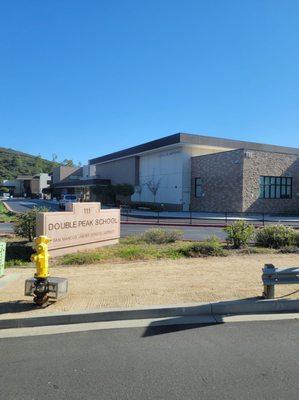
[62,159,75,167]
[224,220,255,249]
[0,187,9,193]
[145,177,161,203]
[14,207,49,242]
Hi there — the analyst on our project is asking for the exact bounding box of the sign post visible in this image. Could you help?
[0,242,6,277]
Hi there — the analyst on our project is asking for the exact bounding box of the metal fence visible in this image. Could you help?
[120,208,299,228]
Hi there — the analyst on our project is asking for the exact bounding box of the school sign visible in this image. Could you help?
[36,202,120,256]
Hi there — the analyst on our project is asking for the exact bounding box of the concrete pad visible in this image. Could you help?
[214,312,299,323]
[211,298,299,315]
[0,273,21,289]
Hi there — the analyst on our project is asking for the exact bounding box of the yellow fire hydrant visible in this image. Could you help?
[31,236,51,279]
[30,236,51,306]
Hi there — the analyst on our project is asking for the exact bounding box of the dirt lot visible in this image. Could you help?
[1,253,298,319]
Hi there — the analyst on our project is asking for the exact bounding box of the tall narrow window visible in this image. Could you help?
[195,178,203,198]
[259,176,292,199]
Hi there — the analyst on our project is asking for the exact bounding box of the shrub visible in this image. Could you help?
[5,241,35,262]
[0,202,15,222]
[14,207,48,242]
[118,245,145,260]
[142,229,183,244]
[5,259,29,267]
[180,237,226,257]
[224,221,255,249]
[61,251,103,265]
[279,246,299,254]
[237,246,277,255]
[255,225,297,249]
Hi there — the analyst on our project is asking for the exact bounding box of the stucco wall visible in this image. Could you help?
[52,166,78,184]
[131,148,184,205]
[95,156,137,185]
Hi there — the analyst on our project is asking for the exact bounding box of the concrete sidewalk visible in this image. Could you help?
[0,299,299,330]
[1,254,298,322]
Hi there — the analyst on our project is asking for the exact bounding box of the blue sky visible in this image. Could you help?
[0,0,298,164]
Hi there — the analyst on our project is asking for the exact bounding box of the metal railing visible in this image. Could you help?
[119,207,299,228]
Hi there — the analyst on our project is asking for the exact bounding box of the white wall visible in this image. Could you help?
[38,173,51,193]
[132,148,184,204]
[132,144,233,209]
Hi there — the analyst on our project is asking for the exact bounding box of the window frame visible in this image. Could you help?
[259,176,292,199]
[195,177,203,198]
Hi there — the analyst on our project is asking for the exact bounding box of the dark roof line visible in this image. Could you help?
[89,133,299,165]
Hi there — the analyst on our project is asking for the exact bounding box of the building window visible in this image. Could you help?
[195,178,203,198]
[259,176,292,199]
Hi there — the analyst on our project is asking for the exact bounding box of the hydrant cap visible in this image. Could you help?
[35,235,51,244]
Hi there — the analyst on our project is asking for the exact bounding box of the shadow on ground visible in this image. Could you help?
[141,296,264,337]
[0,300,36,314]
[142,319,221,337]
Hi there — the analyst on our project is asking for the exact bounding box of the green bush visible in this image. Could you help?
[180,237,226,257]
[142,229,183,244]
[14,207,48,242]
[224,221,255,249]
[255,225,297,249]
[5,259,29,267]
[5,241,35,262]
[118,245,145,260]
[0,202,15,222]
[237,246,277,255]
[279,246,299,254]
[61,251,103,265]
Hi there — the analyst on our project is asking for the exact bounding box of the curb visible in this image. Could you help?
[0,299,299,330]
[2,202,16,213]
[121,220,228,228]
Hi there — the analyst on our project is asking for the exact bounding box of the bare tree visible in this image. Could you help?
[145,177,161,204]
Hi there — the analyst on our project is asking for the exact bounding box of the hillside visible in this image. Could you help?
[0,147,59,181]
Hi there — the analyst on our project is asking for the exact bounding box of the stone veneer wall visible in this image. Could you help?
[242,151,299,214]
[190,149,244,212]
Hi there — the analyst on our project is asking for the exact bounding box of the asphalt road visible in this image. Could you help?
[0,222,14,234]
[0,220,226,241]
[3,198,60,213]
[121,223,226,241]
[0,319,298,400]
[1,199,227,240]
[4,199,299,227]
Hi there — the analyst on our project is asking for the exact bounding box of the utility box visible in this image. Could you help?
[0,242,6,277]
[25,277,68,300]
